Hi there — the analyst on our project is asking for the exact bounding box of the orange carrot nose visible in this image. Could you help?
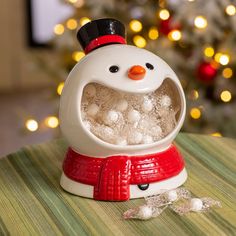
[128,65,146,80]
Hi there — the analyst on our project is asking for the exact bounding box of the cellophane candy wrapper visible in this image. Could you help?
[170,197,222,215]
[123,188,221,220]
[123,205,168,220]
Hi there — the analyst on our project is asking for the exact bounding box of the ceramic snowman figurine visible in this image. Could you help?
[60,18,187,201]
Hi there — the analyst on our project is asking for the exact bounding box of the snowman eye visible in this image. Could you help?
[146,63,154,70]
[109,65,119,73]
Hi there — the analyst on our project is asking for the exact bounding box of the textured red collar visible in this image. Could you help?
[63,145,184,201]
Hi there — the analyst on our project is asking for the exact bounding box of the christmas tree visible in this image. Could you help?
[31,0,236,138]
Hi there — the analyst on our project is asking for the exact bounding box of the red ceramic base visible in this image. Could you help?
[62,144,185,201]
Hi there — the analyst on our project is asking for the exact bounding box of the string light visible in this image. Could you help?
[45,116,59,128]
[219,54,230,65]
[57,82,64,95]
[148,27,159,40]
[68,0,77,3]
[129,20,143,32]
[220,90,232,102]
[211,132,222,137]
[168,30,182,41]
[54,24,64,35]
[190,108,201,119]
[25,119,38,132]
[225,5,236,16]
[79,17,91,26]
[66,19,78,30]
[204,47,214,57]
[159,9,170,20]
[133,35,146,48]
[222,68,233,79]
[194,16,207,29]
[72,51,85,62]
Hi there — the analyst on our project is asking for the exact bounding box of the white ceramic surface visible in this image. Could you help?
[60,168,187,199]
[59,44,186,158]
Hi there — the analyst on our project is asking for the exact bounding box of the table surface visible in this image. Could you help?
[0,133,236,236]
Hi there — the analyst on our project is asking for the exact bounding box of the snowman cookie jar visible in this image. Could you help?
[60,18,187,201]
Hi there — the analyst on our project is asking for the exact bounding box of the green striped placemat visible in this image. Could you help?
[0,133,236,236]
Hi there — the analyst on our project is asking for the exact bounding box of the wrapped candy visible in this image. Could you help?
[170,197,222,215]
[123,205,168,220]
[123,188,221,220]
[145,188,191,207]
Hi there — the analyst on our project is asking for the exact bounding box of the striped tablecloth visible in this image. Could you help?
[0,133,236,236]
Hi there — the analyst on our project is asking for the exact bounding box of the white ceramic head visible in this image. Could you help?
[59,44,186,157]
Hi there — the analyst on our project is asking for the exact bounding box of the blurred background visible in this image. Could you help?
[1,0,236,156]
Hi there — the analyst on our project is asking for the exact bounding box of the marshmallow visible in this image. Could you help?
[142,135,153,144]
[142,99,153,113]
[128,131,143,144]
[151,126,162,137]
[116,99,128,112]
[83,120,91,130]
[128,110,141,123]
[115,138,127,146]
[87,104,99,117]
[84,84,96,97]
[103,110,119,125]
[160,95,171,108]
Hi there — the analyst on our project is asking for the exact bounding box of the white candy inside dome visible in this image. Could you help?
[87,104,99,117]
[128,110,141,123]
[81,80,181,146]
[142,97,153,113]
[116,99,128,111]
[103,110,120,125]
[84,84,96,97]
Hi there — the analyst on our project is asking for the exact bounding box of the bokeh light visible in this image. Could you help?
[148,27,159,40]
[79,17,91,26]
[133,35,146,48]
[194,16,207,29]
[211,132,222,137]
[45,116,59,128]
[190,108,201,119]
[220,90,232,102]
[72,51,85,62]
[68,0,78,3]
[57,82,64,95]
[66,19,78,30]
[168,30,182,41]
[222,68,233,79]
[225,5,236,16]
[219,54,230,65]
[54,24,64,35]
[204,47,214,57]
[25,119,38,132]
[189,90,199,100]
[129,20,143,32]
[159,9,170,20]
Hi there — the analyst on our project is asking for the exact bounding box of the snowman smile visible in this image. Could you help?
[81,79,181,146]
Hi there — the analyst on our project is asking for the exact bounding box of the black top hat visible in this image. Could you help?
[77,18,126,54]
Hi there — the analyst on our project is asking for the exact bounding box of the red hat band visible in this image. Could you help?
[84,34,126,54]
